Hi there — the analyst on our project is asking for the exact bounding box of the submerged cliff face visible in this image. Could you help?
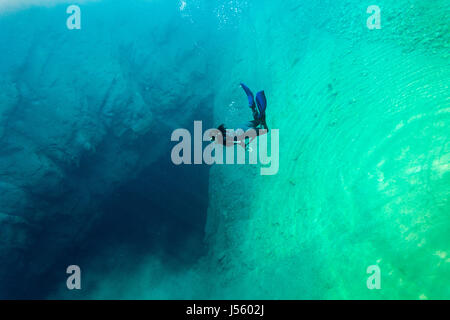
[204,0,450,299]
[0,1,216,297]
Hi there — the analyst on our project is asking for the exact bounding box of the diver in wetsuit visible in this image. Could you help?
[211,83,268,150]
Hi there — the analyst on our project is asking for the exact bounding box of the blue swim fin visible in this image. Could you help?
[255,91,267,117]
[240,83,255,108]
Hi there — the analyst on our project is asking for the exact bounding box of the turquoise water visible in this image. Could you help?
[0,0,448,299]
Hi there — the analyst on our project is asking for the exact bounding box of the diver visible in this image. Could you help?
[210,83,268,150]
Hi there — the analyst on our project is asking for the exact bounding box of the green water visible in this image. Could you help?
[37,0,448,299]
[203,0,450,299]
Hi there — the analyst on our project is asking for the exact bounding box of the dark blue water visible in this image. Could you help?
[5,154,210,299]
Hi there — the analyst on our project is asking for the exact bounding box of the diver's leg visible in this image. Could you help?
[250,105,259,121]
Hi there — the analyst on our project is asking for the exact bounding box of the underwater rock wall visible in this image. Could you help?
[0,1,216,297]
[205,0,449,299]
